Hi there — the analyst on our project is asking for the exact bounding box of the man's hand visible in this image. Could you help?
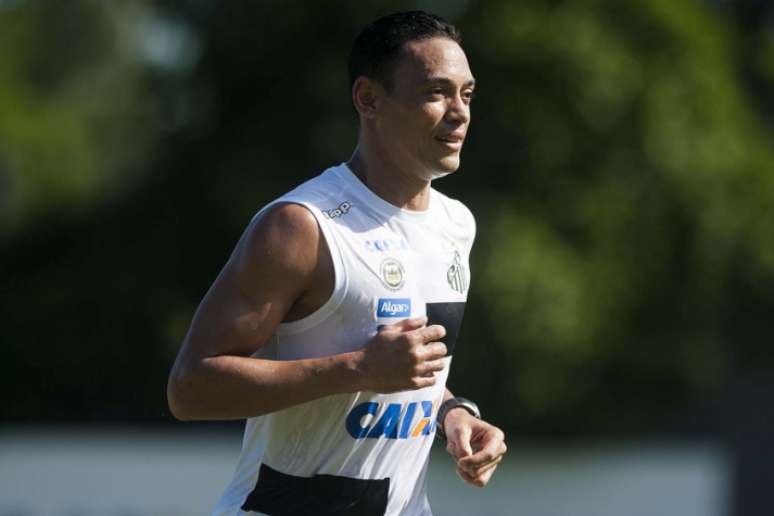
[357,317,447,393]
[444,409,507,487]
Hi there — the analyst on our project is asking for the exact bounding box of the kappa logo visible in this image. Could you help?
[345,400,437,440]
[323,201,352,219]
[377,298,411,317]
[380,257,405,291]
[447,250,468,294]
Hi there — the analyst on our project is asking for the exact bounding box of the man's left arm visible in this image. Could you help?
[439,388,507,487]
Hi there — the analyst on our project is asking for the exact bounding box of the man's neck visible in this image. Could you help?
[346,146,431,212]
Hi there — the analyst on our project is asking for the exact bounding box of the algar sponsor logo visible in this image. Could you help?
[377,298,411,318]
[345,400,437,439]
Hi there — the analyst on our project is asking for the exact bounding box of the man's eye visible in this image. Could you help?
[463,91,475,102]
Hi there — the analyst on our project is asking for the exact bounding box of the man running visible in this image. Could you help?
[168,10,507,516]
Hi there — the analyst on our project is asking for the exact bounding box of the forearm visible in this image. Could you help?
[167,351,365,421]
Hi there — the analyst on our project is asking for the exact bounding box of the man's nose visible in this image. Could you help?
[446,94,470,124]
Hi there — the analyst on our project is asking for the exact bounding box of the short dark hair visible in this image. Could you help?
[348,11,462,93]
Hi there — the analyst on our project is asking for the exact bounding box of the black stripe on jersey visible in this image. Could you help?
[425,302,466,356]
[242,463,389,516]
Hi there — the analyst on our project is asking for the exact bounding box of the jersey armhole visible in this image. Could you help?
[251,200,347,336]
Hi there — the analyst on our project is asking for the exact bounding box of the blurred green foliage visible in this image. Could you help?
[0,1,154,231]
[1,0,773,437]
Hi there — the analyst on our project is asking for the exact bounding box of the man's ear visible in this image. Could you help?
[351,76,384,119]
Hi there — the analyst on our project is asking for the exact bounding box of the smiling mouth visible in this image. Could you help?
[435,135,464,148]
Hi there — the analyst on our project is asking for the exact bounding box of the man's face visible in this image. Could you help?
[376,37,475,181]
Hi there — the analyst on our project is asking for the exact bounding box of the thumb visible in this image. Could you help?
[459,429,473,458]
[449,424,473,459]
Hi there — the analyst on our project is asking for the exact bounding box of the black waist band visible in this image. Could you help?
[241,463,390,516]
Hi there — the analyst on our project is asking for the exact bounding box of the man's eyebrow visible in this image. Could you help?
[424,76,476,88]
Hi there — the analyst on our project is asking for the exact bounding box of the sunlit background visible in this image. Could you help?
[2,0,773,515]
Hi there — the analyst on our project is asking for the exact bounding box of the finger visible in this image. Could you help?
[456,464,494,488]
[458,463,497,487]
[461,454,502,477]
[411,324,446,344]
[456,466,473,484]
[459,446,506,472]
[458,437,507,469]
[418,342,447,360]
[388,316,427,332]
[410,376,436,389]
[417,359,446,376]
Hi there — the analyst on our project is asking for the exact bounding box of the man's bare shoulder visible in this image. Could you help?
[241,202,321,269]
[232,202,333,321]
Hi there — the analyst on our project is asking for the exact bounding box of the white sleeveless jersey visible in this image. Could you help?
[212,163,475,516]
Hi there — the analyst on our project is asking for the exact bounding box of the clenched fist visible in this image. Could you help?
[355,317,447,393]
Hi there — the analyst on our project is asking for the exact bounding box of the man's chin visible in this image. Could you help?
[427,157,460,180]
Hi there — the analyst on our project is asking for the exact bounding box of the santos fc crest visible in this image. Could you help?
[447,250,468,294]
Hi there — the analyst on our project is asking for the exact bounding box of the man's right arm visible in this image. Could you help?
[166,203,447,421]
